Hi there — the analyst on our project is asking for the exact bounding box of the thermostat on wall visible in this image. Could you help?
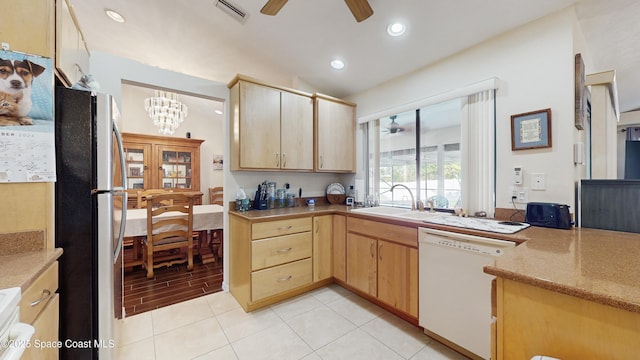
[514,166,523,185]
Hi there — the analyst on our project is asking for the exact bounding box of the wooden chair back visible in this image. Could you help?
[137,189,173,209]
[209,187,224,205]
[141,193,194,278]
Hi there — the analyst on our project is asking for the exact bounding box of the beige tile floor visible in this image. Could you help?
[117,284,470,360]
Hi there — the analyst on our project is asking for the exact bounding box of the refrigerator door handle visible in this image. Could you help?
[113,121,128,264]
[114,190,127,264]
[113,121,127,191]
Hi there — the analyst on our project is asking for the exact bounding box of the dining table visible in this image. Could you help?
[124,204,224,264]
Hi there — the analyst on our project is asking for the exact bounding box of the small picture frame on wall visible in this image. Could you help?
[511,108,552,151]
[213,154,223,170]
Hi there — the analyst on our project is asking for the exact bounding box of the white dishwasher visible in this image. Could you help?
[418,227,515,360]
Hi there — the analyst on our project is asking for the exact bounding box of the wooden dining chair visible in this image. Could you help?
[207,187,224,262]
[141,192,194,279]
[136,189,173,209]
[208,187,224,205]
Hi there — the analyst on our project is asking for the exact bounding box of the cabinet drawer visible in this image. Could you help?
[252,217,312,239]
[20,261,58,324]
[252,232,312,271]
[347,217,417,247]
[251,258,312,301]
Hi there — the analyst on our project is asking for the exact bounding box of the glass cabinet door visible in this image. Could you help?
[124,143,151,190]
[159,147,194,190]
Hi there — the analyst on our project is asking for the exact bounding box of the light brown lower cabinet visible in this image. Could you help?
[313,215,333,282]
[332,215,347,282]
[377,240,418,317]
[345,217,418,319]
[230,214,333,311]
[20,261,59,360]
[494,277,640,359]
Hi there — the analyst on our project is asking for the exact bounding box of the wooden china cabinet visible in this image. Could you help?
[119,133,204,208]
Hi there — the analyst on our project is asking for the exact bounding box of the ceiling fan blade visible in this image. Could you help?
[344,0,374,22]
[260,0,288,15]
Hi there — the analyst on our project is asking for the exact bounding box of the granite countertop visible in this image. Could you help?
[484,226,640,313]
[0,248,63,291]
[232,205,640,313]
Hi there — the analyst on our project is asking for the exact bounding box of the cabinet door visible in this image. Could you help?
[0,0,54,57]
[55,0,89,86]
[332,215,347,282]
[22,294,59,360]
[316,98,356,172]
[346,233,377,296]
[313,215,333,282]
[155,145,199,191]
[377,240,418,317]
[239,82,281,169]
[281,91,313,170]
[122,142,152,192]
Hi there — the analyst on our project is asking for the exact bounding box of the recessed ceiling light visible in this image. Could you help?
[215,109,223,115]
[105,9,125,23]
[387,22,406,37]
[330,59,345,70]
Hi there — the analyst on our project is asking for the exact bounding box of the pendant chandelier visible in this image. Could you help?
[144,90,188,135]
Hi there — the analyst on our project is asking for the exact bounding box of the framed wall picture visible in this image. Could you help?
[511,108,552,151]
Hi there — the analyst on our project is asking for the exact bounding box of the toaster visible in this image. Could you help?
[525,202,572,229]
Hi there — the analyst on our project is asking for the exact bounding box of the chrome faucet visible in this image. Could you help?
[390,184,416,211]
[427,199,435,213]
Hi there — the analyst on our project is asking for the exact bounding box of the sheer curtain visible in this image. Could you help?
[461,89,495,215]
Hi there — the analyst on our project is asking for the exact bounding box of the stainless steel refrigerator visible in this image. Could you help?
[55,87,127,359]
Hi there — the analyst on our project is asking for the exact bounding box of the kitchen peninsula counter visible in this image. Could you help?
[484,226,640,313]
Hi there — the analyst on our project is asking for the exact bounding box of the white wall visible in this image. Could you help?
[348,7,585,213]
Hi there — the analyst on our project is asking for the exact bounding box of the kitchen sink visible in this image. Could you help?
[393,211,451,221]
[349,206,413,216]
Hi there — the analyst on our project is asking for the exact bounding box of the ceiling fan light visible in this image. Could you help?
[330,59,345,70]
[105,9,125,23]
[387,22,406,37]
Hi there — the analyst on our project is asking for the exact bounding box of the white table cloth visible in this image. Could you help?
[124,204,224,237]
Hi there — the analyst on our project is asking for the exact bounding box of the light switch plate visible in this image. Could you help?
[531,173,546,190]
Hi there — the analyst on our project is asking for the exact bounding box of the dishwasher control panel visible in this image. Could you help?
[419,228,516,257]
[427,237,506,256]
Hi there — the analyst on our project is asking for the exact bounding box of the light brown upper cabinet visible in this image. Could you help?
[229,75,314,171]
[56,0,90,86]
[314,94,356,173]
[228,75,356,173]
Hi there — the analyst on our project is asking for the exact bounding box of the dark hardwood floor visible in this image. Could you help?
[123,249,223,316]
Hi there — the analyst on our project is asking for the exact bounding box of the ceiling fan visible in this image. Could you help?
[385,115,405,134]
[260,0,374,23]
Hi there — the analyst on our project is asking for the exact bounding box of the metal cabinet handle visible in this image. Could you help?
[30,289,51,307]
[276,153,280,167]
[282,153,287,167]
[277,225,293,231]
[315,219,319,234]
[320,155,324,168]
[370,240,375,258]
[378,243,383,261]
[277,275,293,282]
[276,247,293,253]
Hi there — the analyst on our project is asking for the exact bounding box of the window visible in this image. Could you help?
[367,98,463,210]
[363,85,496,214]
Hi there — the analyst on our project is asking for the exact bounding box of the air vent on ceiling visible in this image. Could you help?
[215,0,248,24]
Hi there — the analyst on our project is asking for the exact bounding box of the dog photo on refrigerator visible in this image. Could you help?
[0,57,46,126]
